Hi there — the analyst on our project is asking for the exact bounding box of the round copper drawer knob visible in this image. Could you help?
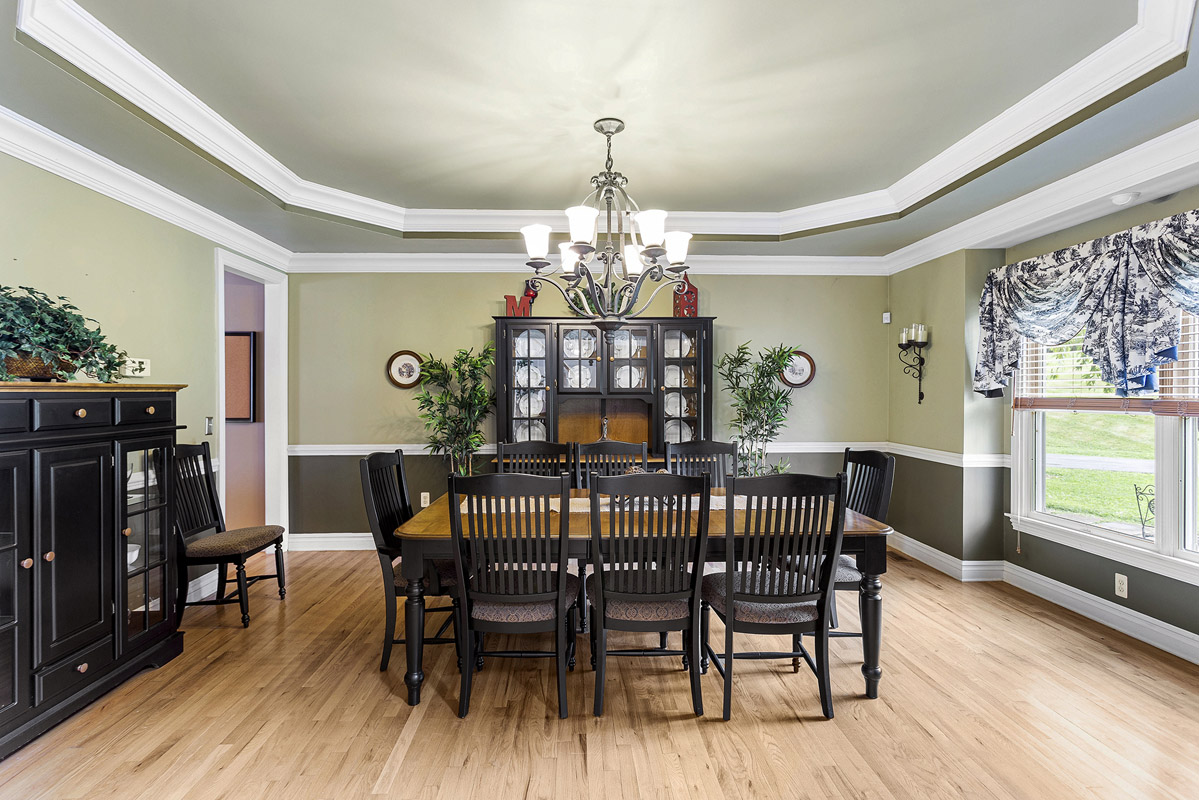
[74,408,87,419]
[544,385,550,392]
[20,558,33,570]
[122,527,132,537]
[609,356,615,362]
[75,663,88,674]
[43,551,55,562]
[146,406,156,415]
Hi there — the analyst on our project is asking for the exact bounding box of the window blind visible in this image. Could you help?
[1015,313,1199,414]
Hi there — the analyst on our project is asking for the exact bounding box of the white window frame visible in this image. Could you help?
[1010,406,1199,586]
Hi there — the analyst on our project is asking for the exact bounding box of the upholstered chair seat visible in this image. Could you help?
[586,572,690,622]
[391,558,458,591]
[701,571,820,625]
[185,525,285,559]
[471,573,582,624]
[835,555,862,584]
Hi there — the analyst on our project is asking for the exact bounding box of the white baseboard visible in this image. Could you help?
[186,569,219,603]
[1003,563,1199,665]
[288,532,375,551]
[887,532,1004,581]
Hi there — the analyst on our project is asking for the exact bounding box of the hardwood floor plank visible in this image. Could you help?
[0,550,1196,799]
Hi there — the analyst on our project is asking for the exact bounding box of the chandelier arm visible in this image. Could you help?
[624,274,688,319]
[528,276,594,319]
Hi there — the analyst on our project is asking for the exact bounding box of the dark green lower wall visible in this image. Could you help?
[1005,529,1199,636]
[887,455,966,559]
[288,450,847,534]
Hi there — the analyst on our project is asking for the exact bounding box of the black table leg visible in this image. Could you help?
[860,572,882,698]
[404,575,426,705]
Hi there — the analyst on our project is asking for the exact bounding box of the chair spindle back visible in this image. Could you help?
[665,440,738,488]
[842,448,895,522]
[574,440,648,489]
[174,442,225,537]
[360,451,416,553]
[497,441,571,478]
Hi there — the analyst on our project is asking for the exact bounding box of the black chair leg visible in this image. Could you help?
[815,627,833,720]
[593,627,607,717]
[556,615,568,719]
[235,559,250,628]
[588,609,598,669]
[458,614,474,718]
[577,560,588,632]
[700,601,710,674]
[658,631,668,650]
[174,562,189,626]
[792,634,802,673]
[474,632,484,671]
[567,607,578,671]
[380,564,397,672]
[722,616,734,721]
[830,596,839,629]
[688,624,703,717]
[216,562,228,603]
[452,599,462,672]
[274,542,287,599]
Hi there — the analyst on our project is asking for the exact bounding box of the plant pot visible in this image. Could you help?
[4,353,73,381]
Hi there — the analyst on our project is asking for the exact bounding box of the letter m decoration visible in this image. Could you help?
[505,294,533,317]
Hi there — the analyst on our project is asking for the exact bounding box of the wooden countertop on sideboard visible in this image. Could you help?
[0,382,188,392]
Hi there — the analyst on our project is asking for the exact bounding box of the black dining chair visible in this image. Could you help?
[449,472,578,718]
[702,472,847,720]
[666,440,738,487]
[173,442,285,628]
[360,451,459,672]
[588,472,710,717]
[830,448,895,637]
[497,440,572,478]
[574,440,648,488]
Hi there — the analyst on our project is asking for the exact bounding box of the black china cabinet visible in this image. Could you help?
[0,383,185,758]
[495,317,714,456]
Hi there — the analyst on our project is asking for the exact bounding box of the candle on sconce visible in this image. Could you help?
[900,327,911,345]
[912,324,929,344]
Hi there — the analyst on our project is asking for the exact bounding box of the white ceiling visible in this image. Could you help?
[76,0,1131,212]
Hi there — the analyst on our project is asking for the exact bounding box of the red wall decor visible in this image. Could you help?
[673,274,699,318]
[505,280,539,316]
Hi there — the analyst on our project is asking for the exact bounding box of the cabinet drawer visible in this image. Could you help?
[32,398,113,431]
[0,399,28,433]
[116,397,174,426]
[34,637,115,705]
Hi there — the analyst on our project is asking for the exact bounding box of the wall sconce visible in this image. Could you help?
[898,324,929,404]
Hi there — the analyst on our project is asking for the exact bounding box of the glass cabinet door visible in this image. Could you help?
[659,325,702,445]
[118,438,172,650]
[558,324,601,394]
[0,451,30,729]
[507,325,553,442]
[606,325,652,394]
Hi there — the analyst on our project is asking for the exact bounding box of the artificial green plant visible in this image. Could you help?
[416,342,497,476]
[0,285,133,382]
[717,342,800,476]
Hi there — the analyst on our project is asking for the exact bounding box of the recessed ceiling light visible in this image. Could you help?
[1111,191,1141,206]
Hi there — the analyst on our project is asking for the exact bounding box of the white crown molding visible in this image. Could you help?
[0,104,290,269]
[16,0,1195,239]
[1004,562,1199,665]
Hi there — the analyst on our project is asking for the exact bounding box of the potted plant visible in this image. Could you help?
[416,342,497,476]
[717,342,800,476]
[0,285,133,382]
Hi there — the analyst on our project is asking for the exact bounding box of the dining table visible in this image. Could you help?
[394,489,892,706]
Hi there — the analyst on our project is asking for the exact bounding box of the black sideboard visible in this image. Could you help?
[0,382,186,758]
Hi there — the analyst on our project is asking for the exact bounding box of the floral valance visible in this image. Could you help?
[974,207,1199,397]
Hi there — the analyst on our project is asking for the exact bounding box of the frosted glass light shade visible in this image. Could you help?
[635,209,667,246]
[559,242,579,274]
[520,224,552,259]
[664,231,692,265]
[623,244,643,276]
[565,206,599,244]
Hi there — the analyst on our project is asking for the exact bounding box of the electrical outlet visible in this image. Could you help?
[1115,573,1128,598]
[882,312,892,324]
[120,357,150,377]
[420,492,431,508]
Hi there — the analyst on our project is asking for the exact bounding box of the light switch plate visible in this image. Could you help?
[882,312,892,324]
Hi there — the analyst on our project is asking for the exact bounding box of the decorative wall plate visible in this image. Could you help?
[781,350,815,388]
[386,350,424,389]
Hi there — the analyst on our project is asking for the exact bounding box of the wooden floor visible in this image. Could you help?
[1,551,1197,800]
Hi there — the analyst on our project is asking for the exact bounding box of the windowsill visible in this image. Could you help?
[1008,513,1199,587]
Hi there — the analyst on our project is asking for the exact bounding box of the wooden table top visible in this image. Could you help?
[396,489,892,540]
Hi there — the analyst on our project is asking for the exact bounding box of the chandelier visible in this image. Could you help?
[519,118,692,330]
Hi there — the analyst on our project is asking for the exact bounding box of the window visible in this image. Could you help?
[1012,319,1199,578]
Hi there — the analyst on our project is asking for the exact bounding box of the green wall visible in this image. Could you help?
[0,151,221,450]
[288,272,889,448]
